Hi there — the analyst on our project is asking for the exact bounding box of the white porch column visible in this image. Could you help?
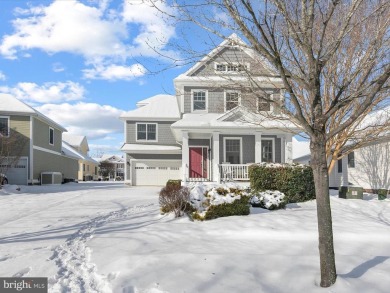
[255,132,262,163]
[285,134,293,163]
[212,132,220,183]
[182,131,189,183]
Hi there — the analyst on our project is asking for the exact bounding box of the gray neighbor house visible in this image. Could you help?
[0,94,79,185]
[120,34,301,186]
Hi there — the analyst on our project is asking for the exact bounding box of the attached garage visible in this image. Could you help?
[4,157,28,185]
[132,160,181,186]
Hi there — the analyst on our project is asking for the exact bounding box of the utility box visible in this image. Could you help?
[339,186,363,199]
[378,189,389,200]
[41,172,63,185]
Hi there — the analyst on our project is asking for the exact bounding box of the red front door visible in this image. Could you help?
[189,147,208,178]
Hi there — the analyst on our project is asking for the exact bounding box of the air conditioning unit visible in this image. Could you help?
[41,172,63,185]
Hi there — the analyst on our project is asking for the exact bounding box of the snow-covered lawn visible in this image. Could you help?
[0,182,389,293]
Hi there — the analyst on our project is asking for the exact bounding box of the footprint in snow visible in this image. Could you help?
[12,267,32,277]
[0,255,11,262]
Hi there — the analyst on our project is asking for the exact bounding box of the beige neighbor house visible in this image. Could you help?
[0,94,79,185]
[120,34,301,186]
[62,134,98,181]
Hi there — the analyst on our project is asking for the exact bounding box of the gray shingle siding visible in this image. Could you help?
[183,86,279,114]
[126,121,177,145]
[189,139,211,147]
[191,47,272,77]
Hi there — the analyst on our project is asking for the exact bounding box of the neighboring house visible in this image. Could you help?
[120,34,301,186]
[0,94,78,185]
[293,137,311,164]
[62,134,98,181]
[95,155,125,179]
[328,140,390,191]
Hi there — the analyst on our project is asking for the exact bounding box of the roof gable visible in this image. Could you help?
[177,33,278,78]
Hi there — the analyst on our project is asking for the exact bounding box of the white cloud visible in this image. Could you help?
[0,71,6,81]
[83,63,147,81]
[122,0,177,57]
[0,0,177,64]
[0,81,85,103]
[0,0,127,61]
[52,62,65,72]
[36,102,125,140]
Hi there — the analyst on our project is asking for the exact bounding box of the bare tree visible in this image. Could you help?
[145,0,390,287]
[0,129,29,185]
[99,160,116,179]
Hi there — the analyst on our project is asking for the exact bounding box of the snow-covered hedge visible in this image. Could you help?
[250,190,286,210]
[249,163,315,203]
[189,183,251,220]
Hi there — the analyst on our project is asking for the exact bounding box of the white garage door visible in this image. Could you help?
[4,157,28,185]
[132,160,181,186]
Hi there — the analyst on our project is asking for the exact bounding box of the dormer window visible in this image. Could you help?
[215,62,249,73]
[192,90,208,111]
[225,91,241,111]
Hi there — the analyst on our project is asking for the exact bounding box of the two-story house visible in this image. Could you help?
[120,34,301,186]
[62,134,99,181]
[0,94,78,185]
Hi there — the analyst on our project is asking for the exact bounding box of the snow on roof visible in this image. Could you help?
[62,133,86,147]
[120,94,180,120]
[121,144,181,154]
[292,137,310,159]
[98,154,124,163]
[62,141,97,163]
[171,107,300,130]
[0,93,67,132]
[62,141,84,160]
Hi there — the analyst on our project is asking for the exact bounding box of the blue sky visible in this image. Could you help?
[0,0,221,156]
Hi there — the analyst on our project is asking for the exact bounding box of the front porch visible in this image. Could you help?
[181,131,293,184]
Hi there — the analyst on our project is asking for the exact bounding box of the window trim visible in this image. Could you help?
[49,127,54,145]
[135,122,158,142]
[256,95,273,113]
[223,137,243,164]
[214,62,250,73]
[0,116,10,137]
[261,138,275,163]
[224,90,241,112]
[191,89,208,112]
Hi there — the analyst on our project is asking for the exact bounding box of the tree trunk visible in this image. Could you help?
[310,134,337,287]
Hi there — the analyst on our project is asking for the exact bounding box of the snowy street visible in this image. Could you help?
[0,183,389,293]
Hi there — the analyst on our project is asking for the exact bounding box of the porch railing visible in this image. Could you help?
[219,164,251,181]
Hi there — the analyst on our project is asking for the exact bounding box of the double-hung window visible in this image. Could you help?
[192,90,207,111]
[0,116,9,137]
[225,91,240,111]
[224,138,242,164]
[257,96,271,112]
[49,127,54,145]
[348,152,355,168]
[136,123,157,141]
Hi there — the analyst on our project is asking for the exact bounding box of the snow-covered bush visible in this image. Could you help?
[189,183,251,220]
[159,185,192,218]
[250,190,286,210]
[249,163,315,203]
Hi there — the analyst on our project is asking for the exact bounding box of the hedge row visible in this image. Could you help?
[248,164,315,203]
